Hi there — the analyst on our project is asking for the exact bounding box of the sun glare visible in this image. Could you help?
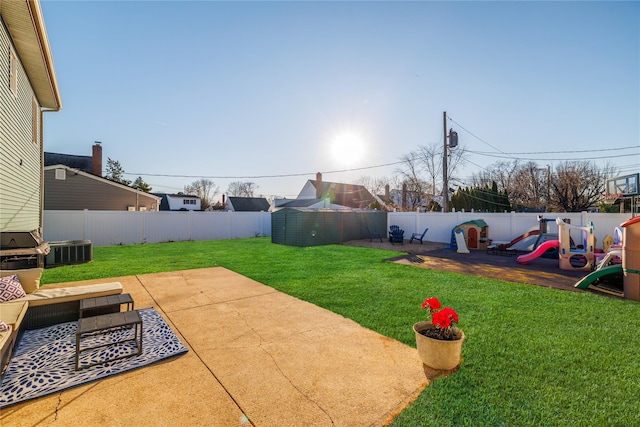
[331,131,365,166]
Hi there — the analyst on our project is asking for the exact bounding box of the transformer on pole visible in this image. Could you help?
[442,112,458,212]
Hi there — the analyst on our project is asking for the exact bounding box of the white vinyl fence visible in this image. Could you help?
[44,210,631,248]
[388,211,631,247]
[44,210,271,246]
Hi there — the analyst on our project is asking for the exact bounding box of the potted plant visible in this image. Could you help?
[413,297,465,370]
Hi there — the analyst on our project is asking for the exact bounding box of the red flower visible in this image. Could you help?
[422,297,441,311]
[431,307,458,329]
[419,297,461,340]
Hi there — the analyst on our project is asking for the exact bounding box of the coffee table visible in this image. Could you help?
[79,293,134,318]
[75,310,142,370]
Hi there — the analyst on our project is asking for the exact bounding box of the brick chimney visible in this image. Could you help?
[316,172,323,199]
[92,142,103,176]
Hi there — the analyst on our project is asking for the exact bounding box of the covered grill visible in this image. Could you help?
[0,231,49,269]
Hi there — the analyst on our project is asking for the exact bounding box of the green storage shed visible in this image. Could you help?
[271,208,387,247]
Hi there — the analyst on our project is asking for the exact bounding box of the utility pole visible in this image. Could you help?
[442,111,448,212]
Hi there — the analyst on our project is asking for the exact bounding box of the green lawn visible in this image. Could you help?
[42,238,640,426]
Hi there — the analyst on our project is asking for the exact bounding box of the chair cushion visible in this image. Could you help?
[0,301,29,325]
[0,275,27,302]
[0,268,43,294]
[11,282,123,307]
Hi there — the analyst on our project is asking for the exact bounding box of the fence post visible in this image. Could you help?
[83,209,89,241]
[263,211,270,237]
[141,211,146,244]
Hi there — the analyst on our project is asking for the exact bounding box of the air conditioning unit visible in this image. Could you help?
[45,240,93,267]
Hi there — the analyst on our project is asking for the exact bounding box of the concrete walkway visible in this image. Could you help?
[1,267,428,426]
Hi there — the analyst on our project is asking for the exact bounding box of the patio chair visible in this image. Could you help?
[365,225,383,242]
[409,228,429,244]
[388,225,400,242]
[390,228,404,245]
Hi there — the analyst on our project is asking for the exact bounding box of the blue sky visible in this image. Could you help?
[40,0,639,200]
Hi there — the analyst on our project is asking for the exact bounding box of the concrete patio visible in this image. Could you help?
[0,267,428,426]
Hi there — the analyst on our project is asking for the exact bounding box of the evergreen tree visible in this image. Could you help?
[104,158,131,186]
[132,177,152,192]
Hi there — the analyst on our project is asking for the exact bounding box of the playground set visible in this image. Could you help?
[449,220,490,254]
[445,215,640,300]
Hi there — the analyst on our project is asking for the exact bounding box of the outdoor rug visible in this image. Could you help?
[0,308,188,408]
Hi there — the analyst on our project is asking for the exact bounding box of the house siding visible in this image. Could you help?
[167,196,200,211]
[0,17,42,233]
[44,168,160,211]
[297,181,317,199]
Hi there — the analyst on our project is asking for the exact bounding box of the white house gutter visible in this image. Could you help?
[1,0,63,110]
[26,0,62,110]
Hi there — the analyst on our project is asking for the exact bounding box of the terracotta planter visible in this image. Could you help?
[413,321,465,370]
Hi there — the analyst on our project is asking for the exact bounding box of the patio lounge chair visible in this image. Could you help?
[409,228,429,244]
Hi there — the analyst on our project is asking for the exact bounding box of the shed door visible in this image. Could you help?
[468,228,478,249]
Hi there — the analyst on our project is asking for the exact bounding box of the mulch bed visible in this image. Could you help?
[342,239,597,293]
[390,247,590,292]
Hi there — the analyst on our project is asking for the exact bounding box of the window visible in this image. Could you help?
[9,48,17,97]
[183,199,196,205]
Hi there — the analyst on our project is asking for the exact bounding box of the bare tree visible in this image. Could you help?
[415,143,442,197]
[396,152,429,210]
[470,161,519,191]
[184,178,219,210]
[509,162,549,211]
[354,175,389,198]
[473,160,618,212]
[227,181,258,197]
[550,161,614,212]
[446,145,467,193]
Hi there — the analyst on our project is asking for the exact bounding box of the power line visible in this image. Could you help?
[123,115,637,183]
[450,188,512,207]
[125,160,406,180]
[447,116,516,160]
[471,145,639,155]
[466,150,637,161]
[448,114,639,160]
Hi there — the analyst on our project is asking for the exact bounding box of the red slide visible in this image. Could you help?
[517,240,559,264]
[498,230,540,251]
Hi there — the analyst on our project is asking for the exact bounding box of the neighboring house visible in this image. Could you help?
[44,165,160,211]
[376,186,439,212]
[226,197,270,212]
[154,193,201,211]
[1,0,62,268]
[273,198,348,210]
[293,173,376,209]
[44,142,103,176]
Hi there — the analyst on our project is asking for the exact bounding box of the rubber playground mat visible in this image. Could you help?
[389,247,591,292]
